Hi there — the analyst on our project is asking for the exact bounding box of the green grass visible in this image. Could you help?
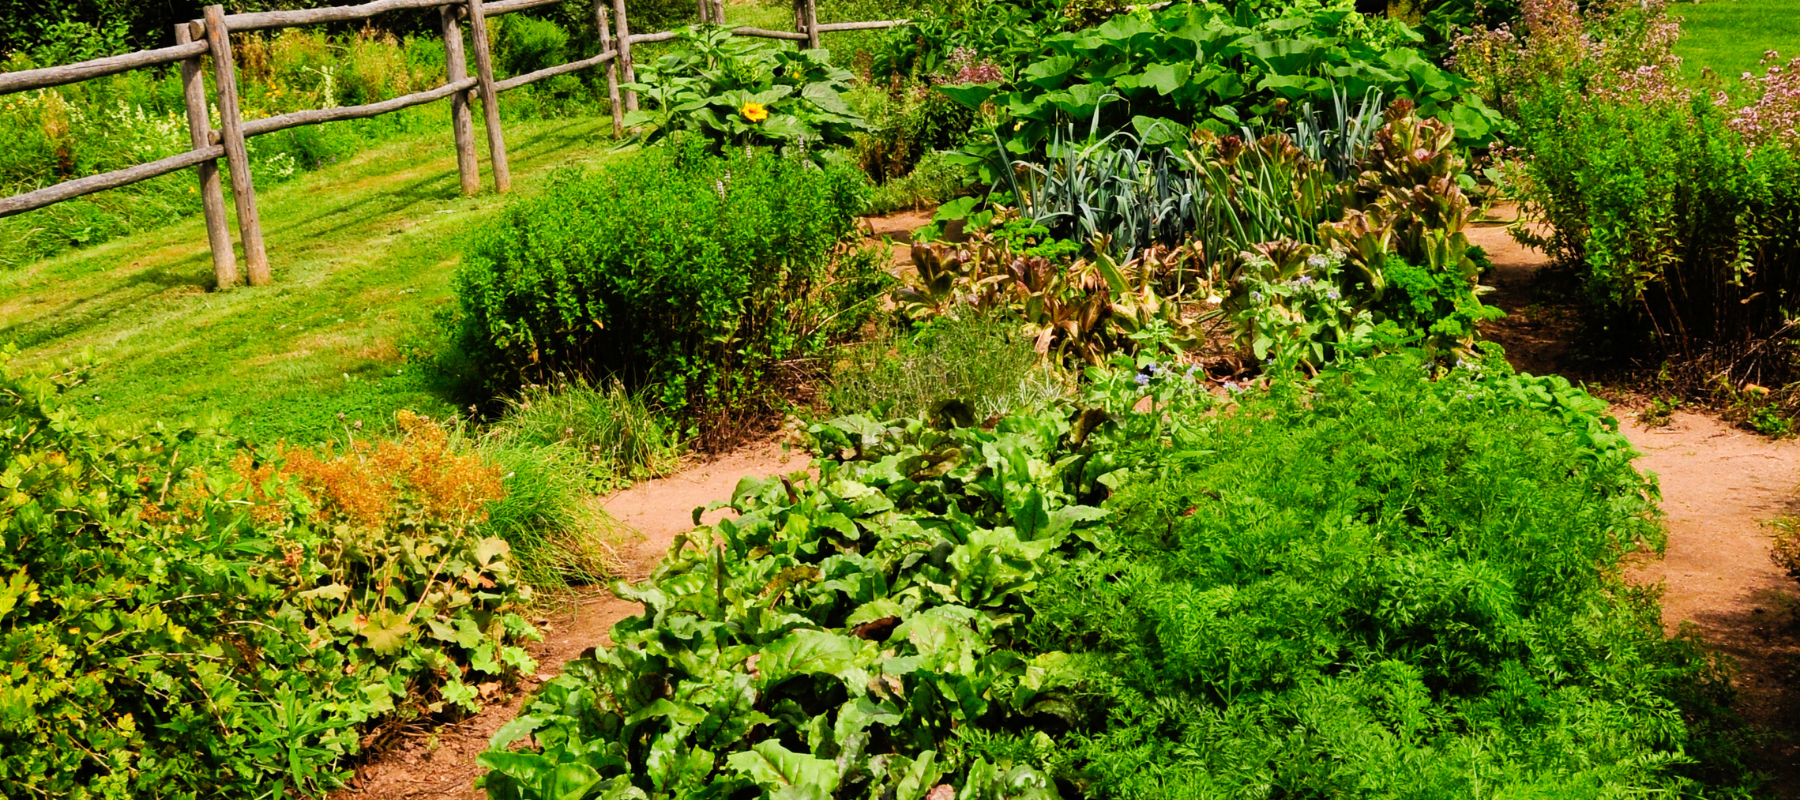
[0,112,621,443]
[1672,0,1800,82]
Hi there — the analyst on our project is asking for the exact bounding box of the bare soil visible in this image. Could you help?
[1622,411,1800,788]
[865,208,935,269]
[1468,219,1800,791]
[333,440,807,800]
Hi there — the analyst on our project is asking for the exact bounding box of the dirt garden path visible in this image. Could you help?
[1625,412,1800,778]
[335,441,809,800]
[1470,217,1800,789]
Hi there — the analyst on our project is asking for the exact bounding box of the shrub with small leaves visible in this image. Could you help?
[453,141,876,446]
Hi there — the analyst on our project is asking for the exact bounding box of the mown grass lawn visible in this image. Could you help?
[0,114,621,443]
[1673,0,1800,82]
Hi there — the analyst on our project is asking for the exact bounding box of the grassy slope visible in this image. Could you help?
[0,114,619,443]
[0,0,883,443]
[1673,0,1800,82]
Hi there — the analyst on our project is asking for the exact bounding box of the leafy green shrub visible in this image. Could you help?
[848,78,980,183]
[624,26,866,156]
[453,142,874,445]
[0,355,537,798]
[864,149,972,214]
[1475,0,1800,388]
[1510,90,1800,384]
[495,15,571,77]
[866,0,1073,82]
[478,352,1753,798]
[828,312,1071,420]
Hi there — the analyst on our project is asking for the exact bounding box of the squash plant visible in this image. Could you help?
[939,2,1501,164]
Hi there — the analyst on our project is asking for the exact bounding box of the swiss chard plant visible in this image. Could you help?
[477,398,1165,799]
[899,226,1205,365]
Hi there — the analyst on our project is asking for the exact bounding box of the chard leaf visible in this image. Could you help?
[726,741,841,792]
[758,629,869,684]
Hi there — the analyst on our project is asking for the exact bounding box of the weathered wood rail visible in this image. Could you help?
[0,0,908,289]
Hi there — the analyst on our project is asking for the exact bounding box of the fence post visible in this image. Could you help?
[697,0,712,23]
[440,5,480,195]
[595,0,623,137]
[174,22,238,290]
[803,0,820,49]
[612,0,636,111]
[793,0,805,35]
[465,0,511,193]
[712,0,726,25]
[202,5,271,286]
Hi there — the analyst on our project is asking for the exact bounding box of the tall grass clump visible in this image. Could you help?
[489,380,682,488]
[827,313,1070,420]
[461,381,677,586]
[479,438,622,586]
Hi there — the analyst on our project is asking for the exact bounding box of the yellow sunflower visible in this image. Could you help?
[741,102,770,123]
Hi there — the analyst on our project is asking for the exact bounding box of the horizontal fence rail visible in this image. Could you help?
[0,40,210,93]
[731,26,810,41]
[223,0,453,32]
[242,76,480,136]
[495,50,615,93]
[486,0,572,14]
[816,19,907,31]
[0,146,226,217]
[0,0,911,289]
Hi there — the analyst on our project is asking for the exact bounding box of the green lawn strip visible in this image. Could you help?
[1674,0,1800,82]
[0,114,619,443]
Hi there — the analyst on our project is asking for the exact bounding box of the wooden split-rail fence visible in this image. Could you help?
[0,0,908,288]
